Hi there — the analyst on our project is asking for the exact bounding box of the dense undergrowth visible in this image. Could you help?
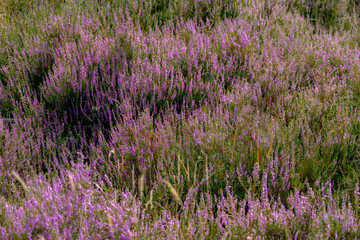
[1,0,360,239]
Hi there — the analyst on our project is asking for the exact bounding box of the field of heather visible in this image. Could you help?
[1,0,360,239]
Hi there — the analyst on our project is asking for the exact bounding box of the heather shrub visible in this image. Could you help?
[0,113,75,200]
[1,0,360,238]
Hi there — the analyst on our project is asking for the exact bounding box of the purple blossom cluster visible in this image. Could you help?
[1,0,360,238]
[0,163,359,239]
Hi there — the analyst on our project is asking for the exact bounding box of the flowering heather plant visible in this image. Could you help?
[1,0,360,238]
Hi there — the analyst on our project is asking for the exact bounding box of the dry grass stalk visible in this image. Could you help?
[11,171,29,193]
[93,182,105,193]
[353,0,358,25]
[163,179,183,206]
[205,156,210,193]
[132,165,135,191]
[177,155,180,185]
[267,132,276,158]
[107,213,114,236]
[231,128,238,163]
[108,149,115,161]
[193,161,198,188]
[139,172,145,199]
[67,171,75,191]
[12,171,61,239]
[35,234,45,240]
[177,154,190,182]
[145,189,154,209]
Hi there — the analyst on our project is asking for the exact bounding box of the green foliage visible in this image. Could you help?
[288,0,352,32]
[121,0,241,32]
